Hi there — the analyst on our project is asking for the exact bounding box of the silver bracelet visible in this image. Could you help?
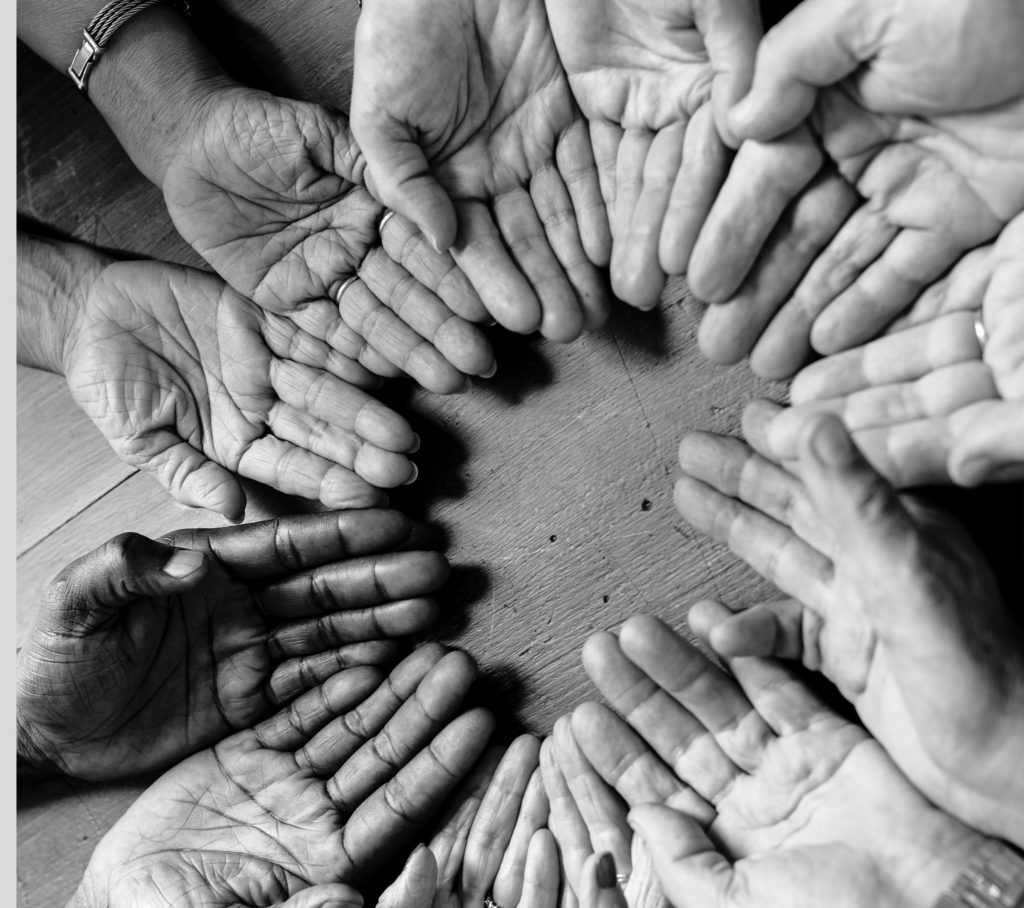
[935,839,1024,908]
[68,0,190,96]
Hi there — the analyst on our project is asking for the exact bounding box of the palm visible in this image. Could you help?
[65,259,415,516]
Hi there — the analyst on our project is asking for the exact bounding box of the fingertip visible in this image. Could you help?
[799,413,857,469]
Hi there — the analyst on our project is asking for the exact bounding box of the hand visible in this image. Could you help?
[162,85,496,392]
[380,734,557,908]
[541,723,668,908]
[673,414,1024,845]
[67,646,495,907]
[707,0,1024,358]
[351,0,611,342]
[572,614,985,908]
[64,257,421,518]
[758,214,1024,486]
[543,0,762,308]
[16,510,447,781]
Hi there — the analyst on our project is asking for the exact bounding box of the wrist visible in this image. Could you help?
[892,809,989,908]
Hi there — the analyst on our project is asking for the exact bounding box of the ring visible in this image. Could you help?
[334,275,359,306]
[484,896,502,908]
[378,208,396,239]
[615,873,631,887]
[974,311,988,355]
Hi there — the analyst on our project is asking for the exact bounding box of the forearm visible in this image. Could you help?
[17,231,112,374]
[17,3,234,185]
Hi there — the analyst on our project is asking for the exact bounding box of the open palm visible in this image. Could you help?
[17,511,448,781]
[352,0,610,342]
[163,86,494,392]
[69,647,495,906]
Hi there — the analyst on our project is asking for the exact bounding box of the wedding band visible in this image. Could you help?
[484,896,502,908]
[974,311,988,355]
[378,208,396,239]
[615,873,631,886]
[334,275,359,305]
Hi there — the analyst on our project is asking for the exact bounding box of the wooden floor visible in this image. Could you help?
[16,6,1024,905]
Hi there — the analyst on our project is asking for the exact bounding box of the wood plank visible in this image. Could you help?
[17,366,136,556]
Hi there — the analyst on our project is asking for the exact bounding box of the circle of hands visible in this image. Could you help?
[18,0,1024,904]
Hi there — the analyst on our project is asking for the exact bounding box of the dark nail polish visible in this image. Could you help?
[597,852,617,889]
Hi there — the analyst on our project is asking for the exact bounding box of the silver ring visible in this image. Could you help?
[334,275,359,306]
[615,873,631,887]
[378,208,397,239]
[484,897,502,908]
[974,311,988,355]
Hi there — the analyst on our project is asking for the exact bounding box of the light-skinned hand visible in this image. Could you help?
[16,510,448,781]
[65,645,495,907]
[757,214,1024,486]
[64,257,422,519]
[351,0,611,342]
[674,415,1024,846]
[573,614,986,908]
[163,86,496,391]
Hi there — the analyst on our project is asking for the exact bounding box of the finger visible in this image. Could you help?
[462,734,543,903]
[41,533,208,634]
[429,745,506,891]
[551,717,632,878]
[493,767,551,907]
[328,650,479,811]
[676,431,823,543]
[687,598,811,664]
[673,472,831,606]
[611,129,654,256]
[354,111,458,252]
[518,829,562,908]
[578,853,628,908]
[540,736,593,898]
[531,163,612,331]
[702,165,858,375]
[167,509,417,578]
[126,429,246,520]
[949,400,1024,486]
[267,597,440,659]
[379,209,491,324]
[252,665,385,751]
[697,0,763,147]
[612,123,686,310]
[627,804,733,907]
[790,311,985,404]
[578,631,739,803]
[340,707,496,873]
[589,121,622,233]
[659,105,731,278]
[687,126,823,303]
[760,203,897,369]
[256,550,449,619]
[625,830,671,908]
[558,117,613,271]
[450,200,542,335]
[843,419,955,487]
[378,844,437,908]
[268,640,403,705]
[276,883,364,908]
[618,615,774,775]
[296,643,446,772]
[267,403,417,488]
[492,186,585,343]
[568,702,714,824]
[333,277,468,395]
[739,398,792,466]
[810,230,966,354]
[358,246,495,378]
[728,0,883,141]
[285,302,405,380]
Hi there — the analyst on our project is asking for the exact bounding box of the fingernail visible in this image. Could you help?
[163,549,204,578]
[409,434,421,454]
[597,853,617,889]
[481,361,498,379]
[809,417,856,467]
[403,463,419,485]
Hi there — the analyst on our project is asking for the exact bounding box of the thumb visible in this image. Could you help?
[42,533,209,635]
[378,844,438,908]
[627,804,734,907]
[797,414,919,567]
[275,885,364,908]
[728,0,880,141]
[948,400,1024,486]
[358,119,458,254]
